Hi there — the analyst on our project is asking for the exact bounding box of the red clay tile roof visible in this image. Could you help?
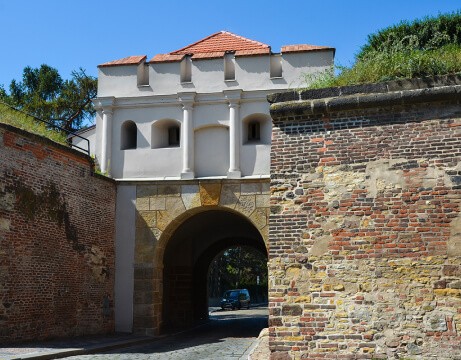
[98,55,147,67]
[235,49,271,56]
[149,31,271,63]
[150,54,185,63]
[281,44,335,53]
[191,51,226,59]
[99,34,335,66]
[172,31,270,54]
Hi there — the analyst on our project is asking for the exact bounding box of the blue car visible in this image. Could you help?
[221,289,250,310]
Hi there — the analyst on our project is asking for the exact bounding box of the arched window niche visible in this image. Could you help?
[152,119,181,149]
[242,114,271,145]
[121,120,137,150]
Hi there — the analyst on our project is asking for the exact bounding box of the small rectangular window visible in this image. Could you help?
[180,55,192,83]
[270,54,282,78]
[224,52,235,81]
[248,122,260,141]
[168,126,180,147]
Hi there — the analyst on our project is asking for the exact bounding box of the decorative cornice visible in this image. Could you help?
[177,91,196,103]
[93,97,115,111]
[93,89,278,110]
[224,89,243,102]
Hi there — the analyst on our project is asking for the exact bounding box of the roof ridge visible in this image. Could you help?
[170,31,223,55]
[220,30,269,49]
[169,30,269,55]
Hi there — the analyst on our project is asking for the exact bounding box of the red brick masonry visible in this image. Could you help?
[268,75,461,359]
[0,124,116,343]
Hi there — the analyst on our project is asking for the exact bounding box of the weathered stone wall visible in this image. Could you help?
[268,75,461,359]
[0,123,116,343]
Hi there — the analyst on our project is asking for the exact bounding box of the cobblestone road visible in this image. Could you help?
[64,306,268,360]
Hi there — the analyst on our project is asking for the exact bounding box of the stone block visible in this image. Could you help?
[299,87,340,100]
[261,181,270,194]
[328,96,359,111]
[270,351,291,360]
[156,197,186,231]
[0,218,10,231]
[150,197,166,211]
[136,197,150,211]
[282,304,302,316]
[256,194,270,208]
[136,211,156,228]
[449,214,461,256]
[449,280,461,289]
[269,317,283,326]
[235,195,256,217]
[443,265,460,277]
[423,312,447,332]
[136,185,157,198]
[0,193,14,211]
[158,184,180,196]
[241,182,261,195]
[181,184,201,209]
[309,235,331,257]
[219,183,240,208]
[267,90,298,104]
[249,208,268,230]
[135,227,159,263]
[293,296,311,303]
[199,183,221,206]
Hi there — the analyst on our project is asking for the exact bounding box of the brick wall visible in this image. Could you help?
[268,76,461,359]
[0,123,116,343]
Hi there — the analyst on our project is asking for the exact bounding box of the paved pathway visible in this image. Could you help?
[1,306,268,360]
[65,307,268,360]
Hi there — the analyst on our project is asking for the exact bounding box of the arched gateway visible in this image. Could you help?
[115,179,269,335]
[81,30,333,338]
[161,208,266,330]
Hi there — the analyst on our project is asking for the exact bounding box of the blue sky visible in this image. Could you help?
[0,0,459,88]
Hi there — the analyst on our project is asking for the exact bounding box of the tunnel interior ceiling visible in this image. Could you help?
[162,209,267,330]
[164,209,266,264]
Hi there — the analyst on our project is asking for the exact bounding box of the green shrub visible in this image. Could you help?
[304,11,461,89]
[339,45,461,85]
[358,11,461,59]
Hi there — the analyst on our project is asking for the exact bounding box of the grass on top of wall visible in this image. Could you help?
[0,102,67,145]
[305,12,461,89]
[304,45,461,89]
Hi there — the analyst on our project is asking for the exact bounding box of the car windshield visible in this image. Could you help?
[224,290,239,299]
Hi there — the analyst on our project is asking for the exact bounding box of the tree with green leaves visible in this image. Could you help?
[208,246,268,303]
[0,64,97,132]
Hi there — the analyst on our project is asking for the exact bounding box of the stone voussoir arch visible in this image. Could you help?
[133,178,270,334]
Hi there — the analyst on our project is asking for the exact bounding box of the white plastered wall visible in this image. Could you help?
[97,50,334,99]
[195,126,230,177]
[110,106,183,179]
[114,184,136,332]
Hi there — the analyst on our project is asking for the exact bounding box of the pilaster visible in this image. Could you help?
[178,92,196,179]
[224,90,242,179]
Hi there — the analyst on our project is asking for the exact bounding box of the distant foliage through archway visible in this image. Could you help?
[208,246,268,304]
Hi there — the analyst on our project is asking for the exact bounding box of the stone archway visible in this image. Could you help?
[162,209,267,330]
[132,179,269,335]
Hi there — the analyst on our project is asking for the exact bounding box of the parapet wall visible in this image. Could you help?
[268,75,461,359]
[0,124,116,343]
